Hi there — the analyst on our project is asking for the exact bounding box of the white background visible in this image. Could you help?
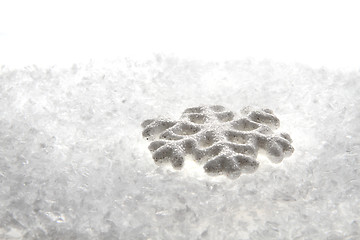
[1,0,359,70]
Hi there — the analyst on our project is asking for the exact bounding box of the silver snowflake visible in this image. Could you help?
[141,105,294,178]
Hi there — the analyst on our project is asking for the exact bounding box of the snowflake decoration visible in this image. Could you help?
[141,105,294,178]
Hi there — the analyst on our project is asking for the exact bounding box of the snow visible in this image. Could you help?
[0,57,359,239]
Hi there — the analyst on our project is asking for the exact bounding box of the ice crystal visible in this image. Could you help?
[142,105,294,178]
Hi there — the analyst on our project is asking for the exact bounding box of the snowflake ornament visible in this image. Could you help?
[141,105,294,179]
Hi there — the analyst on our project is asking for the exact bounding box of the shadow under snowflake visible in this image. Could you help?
[141,105,294,179]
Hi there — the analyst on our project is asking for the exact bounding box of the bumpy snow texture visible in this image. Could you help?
[142,105,294,178]
[0,57,359,240]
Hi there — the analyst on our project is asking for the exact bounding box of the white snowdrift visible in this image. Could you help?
[0,57,359,239]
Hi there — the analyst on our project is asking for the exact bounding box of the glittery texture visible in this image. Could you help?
[142,105,294,178]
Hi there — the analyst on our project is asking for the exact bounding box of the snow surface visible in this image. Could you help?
[0,56,359,239]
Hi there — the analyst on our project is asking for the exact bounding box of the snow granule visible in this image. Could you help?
[0,57,359,239]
